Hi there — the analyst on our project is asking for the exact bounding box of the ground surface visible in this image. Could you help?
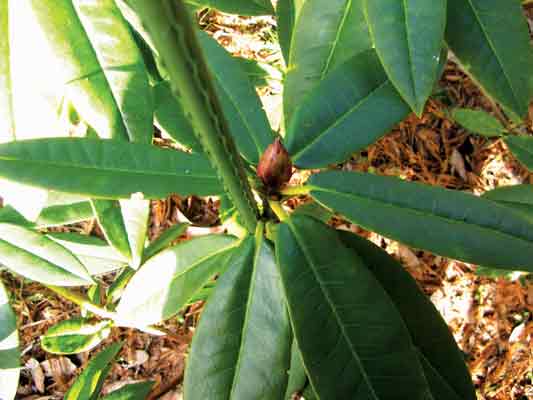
[3,6,533,400]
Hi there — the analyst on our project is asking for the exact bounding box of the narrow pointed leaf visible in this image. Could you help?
[92,199,132,262]
[505,136,533,171]
[119,197,150,269]
[199,33,274,164]
[451,109,506,138]
[29,0,152,141]
[153,81,202,152]
[185,233,291,400]
[101,381,154,400]
[0,280,19,400]
[143,223,188,262]
[364,0,446,115]
[41,317,112,355]
[284,340,308,399]
[36,201,93,228]
[287,50,410,168]
[310,171,533,271]
[187,0,274,15]
[277,0,305,65]
[446,0,533,119]
[65,342,123,400]
[276,215,432,399]
[0,205,33,227]
[0,223,94,286]
[106,267,136,306]
[116,235,238,327]
[0,138,223,198]
[339,231,476,400]
[483,184,533,206]
[284,0,371,121]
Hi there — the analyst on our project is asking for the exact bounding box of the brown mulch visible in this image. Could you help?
[3,7,533,400]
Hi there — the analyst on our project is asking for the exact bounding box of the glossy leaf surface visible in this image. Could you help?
[101,381,154,400]
[119,197,150,269]
[287,50,409,168]
[277,0,305,64]
[364,0,446,115]
[64,342,122,400]
[451,109,505,137]
[117,235,238,327]
[446,0,533,118]
[199,33,273,164]
[0,138,223,198]
[185,234,291,399]
[0,280,19,400]
[505,136,533,171]
[310,171,533,271]
[41,317,111,355]
[339,231,476,400]
[36,200,93,228]
[284,0,371,121]
[0,223,94,286]
[276,215,432,399]
[92,199,132,263]
[29,0,152,142]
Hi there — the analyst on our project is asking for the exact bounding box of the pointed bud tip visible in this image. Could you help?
[257,138,293,190]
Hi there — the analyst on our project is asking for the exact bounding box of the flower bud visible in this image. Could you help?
[257,137,293,190]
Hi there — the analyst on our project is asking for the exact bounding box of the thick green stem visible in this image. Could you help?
[126,0,259,233]
[268,200,289,222]
[279,185,311,197]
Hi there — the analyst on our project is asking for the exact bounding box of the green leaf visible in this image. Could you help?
[41,317,111,355]
[505,136,533,171]
[293,201,333,224]
[284,339,307,399]
[446,0,533,119]
[0,205,33,227]
[116,235,238,327]
[186,0,274,15]
[65,342,123,400]
[101,381,154,400]
[36,201,93,228]
[310,171,533,271]
[153,81,202,152]
[277,0,305,65]
[184,232,291,400]
[47,232,128,276]
[199,33,274,164]
[29,0,153,142]
[275,215,432,399]
[0,280,19,400]
[143,223,188,262]
[106,267,136,306]
[451,109,506,138]
[0,0,14,142]
[0,223,94,286]
[483,184,533,206]
[339,231,476,400]
[92,199,132,262]
[286,50,410,168]
[364,0,446,115]
[119,197,150,269]
[0,138,223,198]
[284,0,371,122]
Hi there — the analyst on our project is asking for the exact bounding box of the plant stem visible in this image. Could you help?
[279,185,312,196]
[268,200,289,222]
[127,0,259,233]
[46,285,116,320]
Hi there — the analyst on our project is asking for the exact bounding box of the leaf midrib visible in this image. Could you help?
[321,0,352,79]
[286,219,379,400]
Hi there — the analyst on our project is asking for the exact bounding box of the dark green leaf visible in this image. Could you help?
[116,235,238,327]
[310,171,533,271]
[184,232,291,399]
[505,136,533,171]
[0,223,94,286]
[284,339,307,399]
[199,33,274,164]
[29,0,153,142]
[143,223,188,262]
[153,81,202,152]
[277,0,305,65]
[451,109,506,137]
[339,231,476,400]
[41,317,111,355]
[284,0,371,122]
[446,0,533,119]
[101,381,154,400]
[187,0,274,15]
[0,280,19,400]
[275,215,432,399]
[65,342,123,400]
[293,201,333,225]
[287,50,409,168]
[483,184,533,206]
[364,0,446,115]
[92,200,132,262]
[0,138,223,198]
